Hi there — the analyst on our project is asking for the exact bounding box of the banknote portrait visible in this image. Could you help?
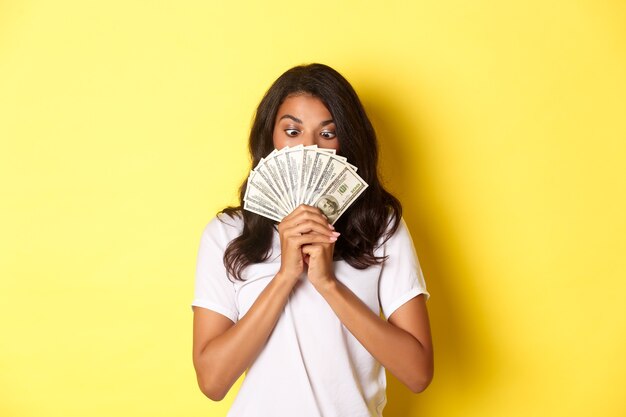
[316,195,339,222]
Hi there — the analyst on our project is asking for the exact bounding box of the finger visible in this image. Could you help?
[280,207,333,231]
[293,233,339,246]
[301,242,334,256]
[301,244,318,256]
[282,204,330,224]
[284,221,340,239]
[282,204,328,223]
[299,230,340,243]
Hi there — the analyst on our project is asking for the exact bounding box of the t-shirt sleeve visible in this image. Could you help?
[378,217,430,320]
[190,216,239,323]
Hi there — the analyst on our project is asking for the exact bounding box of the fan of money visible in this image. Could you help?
[243,145,369,224]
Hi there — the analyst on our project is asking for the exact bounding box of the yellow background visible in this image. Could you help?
[1,1,625,416]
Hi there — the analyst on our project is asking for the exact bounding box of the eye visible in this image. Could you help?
[320,130,336,139]
[285,129,300,137]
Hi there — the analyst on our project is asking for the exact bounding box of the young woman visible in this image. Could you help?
[191,63,433,416]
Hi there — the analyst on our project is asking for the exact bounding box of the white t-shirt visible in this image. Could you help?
[191,212,429,417]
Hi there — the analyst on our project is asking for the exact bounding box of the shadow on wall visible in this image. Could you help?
[359,76,497,415]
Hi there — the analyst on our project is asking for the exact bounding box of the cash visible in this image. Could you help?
[243,145,368,224]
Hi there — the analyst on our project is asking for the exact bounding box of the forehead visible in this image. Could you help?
[275,94,332,121]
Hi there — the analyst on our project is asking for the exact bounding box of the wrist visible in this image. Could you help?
[313,274,339,296]
[274,270,300,286]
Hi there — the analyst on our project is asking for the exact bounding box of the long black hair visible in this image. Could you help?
[221,63,402,280]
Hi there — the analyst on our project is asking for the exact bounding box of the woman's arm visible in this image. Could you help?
[302,238,434,393]
[192,272,297,401]
[317,280,433,392]
[192,206,339,401]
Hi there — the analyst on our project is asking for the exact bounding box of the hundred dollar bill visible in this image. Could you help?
[307,147,356,171]
[255,150,293,213]
[297,147,356,203]
[304,144,336,154]
[305,154,350,205]
[244,173,289,218]
[253,155,291,214]
[316,147,336,154]
[301,150,331,205]
[243,200,283,222]
[263,150,294,212]
[282,145,304,209]
[318,152,357,171]
[298,146,320,204]
[244,146,368,222]
[247,170,290,214]
[312,166,368,225]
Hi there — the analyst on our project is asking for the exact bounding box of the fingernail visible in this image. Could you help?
[328,224,335,230]
[331,232,341,237]
[329,236,338,242]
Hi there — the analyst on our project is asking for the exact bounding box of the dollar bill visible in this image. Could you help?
[298,146,319,204]
[244,173,289,217]
[243,146,368,223]
[312,166,368,225]
[283,145,304,209]
[243,200,283,222]
[304,154,349,205]
[265,150,294,211]
[255,150,293,212]
[301,150,331,204]
[252,156,291,214]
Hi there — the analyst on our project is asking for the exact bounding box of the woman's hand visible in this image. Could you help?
[301,235,336,291]
[277,205,340,281]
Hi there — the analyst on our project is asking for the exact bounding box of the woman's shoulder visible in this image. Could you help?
[216,209,244,227]
[380,212,408,237]
[201,209,244,242]
[376,213,412,249]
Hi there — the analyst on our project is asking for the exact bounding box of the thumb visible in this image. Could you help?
[301,247,311,264]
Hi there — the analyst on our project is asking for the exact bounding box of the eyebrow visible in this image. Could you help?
[279,115,303,124]
[278,114,335,127]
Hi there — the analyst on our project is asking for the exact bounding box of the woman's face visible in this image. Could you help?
[272,94,340,152]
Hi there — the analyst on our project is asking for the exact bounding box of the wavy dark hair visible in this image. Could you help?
[221,63,402,280]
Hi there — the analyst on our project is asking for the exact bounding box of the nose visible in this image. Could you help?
[301,131,316,147]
